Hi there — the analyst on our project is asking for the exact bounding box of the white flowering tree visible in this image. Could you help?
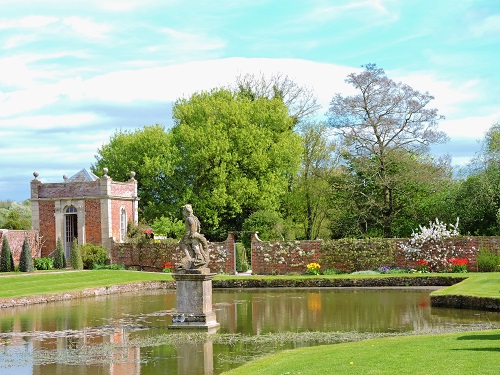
[401,218,472,271]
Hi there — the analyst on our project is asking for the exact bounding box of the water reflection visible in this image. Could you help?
[0,288,498,375]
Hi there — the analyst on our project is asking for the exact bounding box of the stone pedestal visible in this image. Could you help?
[169,268,220,332]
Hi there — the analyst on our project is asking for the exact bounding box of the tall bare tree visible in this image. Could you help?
[327,64,447,236]
[234,72,321,125]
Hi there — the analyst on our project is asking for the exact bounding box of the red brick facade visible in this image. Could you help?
[30,169,138,257]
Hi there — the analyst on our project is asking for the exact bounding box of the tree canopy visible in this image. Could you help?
[167,88,302,239]
[327,64,448,237]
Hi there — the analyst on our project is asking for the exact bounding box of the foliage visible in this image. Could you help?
[70,240,83,270]
[319,238,398,273]
[0,200,31,230]
[452,123,500,235]
[305,262,321,275]
[126,222,155,245]
[377,265,407,274]
[0,236,14,272]
[476,247,500,272]
[400,218,473,272]
[19,237,34,272]
[92,124,175,222]
[80,243,108,269]
[34,257,53,271]
[235,243,249,273]
[93,263,125,270]
[285,122,338,240]
[151,216,184,239]
[327,64,447,237]
[241,210,286,249]
[53,238,66,269]
[169,88,302,239]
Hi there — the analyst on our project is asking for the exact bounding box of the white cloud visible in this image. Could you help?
[0,113,99,131]
[63,17,112,39]
[438,114,499,140]
[0,15,58,29]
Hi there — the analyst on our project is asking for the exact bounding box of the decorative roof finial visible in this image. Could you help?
[63,175,68,182]
[130,171,136,180]
[33,171,39,180]
[103,168,108,177]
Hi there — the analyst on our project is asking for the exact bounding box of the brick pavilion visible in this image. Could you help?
[30,168,138,258]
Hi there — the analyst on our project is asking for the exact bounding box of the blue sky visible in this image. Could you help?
[1,0,499,202]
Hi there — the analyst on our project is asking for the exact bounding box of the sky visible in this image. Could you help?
[1,0,499,202]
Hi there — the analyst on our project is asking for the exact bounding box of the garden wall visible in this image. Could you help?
[0,229,42,265]
[110,232,236,274]
[251,234,500,275]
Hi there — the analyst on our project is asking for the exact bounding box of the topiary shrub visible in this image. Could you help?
[19,237,34,272]
[80,243,108,269]
[53,238,66,269]
[0,236,14,272]
[70,240,83,270]
[34,257,54,271]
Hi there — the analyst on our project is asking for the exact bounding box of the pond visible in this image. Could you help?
[0,287,498,374]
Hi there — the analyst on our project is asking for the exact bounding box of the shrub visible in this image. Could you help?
[400,218,473,272]
[70,240,83,270]
[320,238,398,273]
[53,238,66,269]
[93,263,125,270]
[0,236,14,272]
[236,243,249,273]
[476,248,500,272]
[80,243,108,269]
[19,237,34,272]
[34,257,54,271]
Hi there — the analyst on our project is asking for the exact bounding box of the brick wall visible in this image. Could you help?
[110,233,236,274]
[85,199,102,245]
[110,182,136,198]
[0,230,41,265]
[250,235,500,275]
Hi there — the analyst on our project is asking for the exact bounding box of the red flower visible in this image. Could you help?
[449,258,468,266]
[415,259,428,266]
[163,261,174,269]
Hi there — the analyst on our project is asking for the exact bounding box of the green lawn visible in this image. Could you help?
[431,272,500,298]
[0,270,173,298]
[222,330,500,375]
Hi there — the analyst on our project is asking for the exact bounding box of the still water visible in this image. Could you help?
[0,287,498,374]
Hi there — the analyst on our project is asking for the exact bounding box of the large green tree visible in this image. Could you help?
[0,200,31,230]
[451,123,500,235]
[168,88,303,239]
[92,124,176,221]
[327,64,448,237]
[285,122,339,239]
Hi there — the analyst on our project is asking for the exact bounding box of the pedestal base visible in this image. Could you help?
[169,270,220,332]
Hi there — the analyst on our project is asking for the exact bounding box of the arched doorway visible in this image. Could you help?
[64,205,78,259]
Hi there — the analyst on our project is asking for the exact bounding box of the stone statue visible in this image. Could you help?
[177,204,209,270]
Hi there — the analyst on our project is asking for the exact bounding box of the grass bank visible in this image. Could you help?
[222,330,500,375]
[0,270,173,298]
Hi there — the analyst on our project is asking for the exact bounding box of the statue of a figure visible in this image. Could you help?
[177,204,209,270]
